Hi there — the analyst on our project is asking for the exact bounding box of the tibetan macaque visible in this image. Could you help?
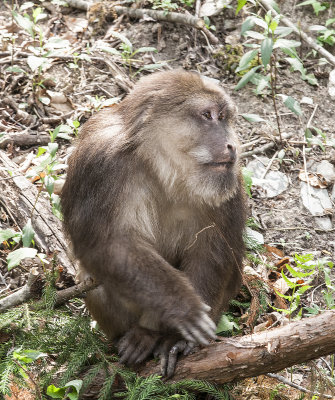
[61,70,246,377]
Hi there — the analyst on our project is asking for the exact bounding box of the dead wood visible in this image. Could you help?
[66,0,219,44]
[0,151,76,276]
[135,311,335,385]
[0,133,51,149]
[0,269,41,312]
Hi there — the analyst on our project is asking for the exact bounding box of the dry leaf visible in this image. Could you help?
[298,170,328,188]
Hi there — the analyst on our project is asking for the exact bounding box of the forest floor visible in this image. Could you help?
[0,0,335,398]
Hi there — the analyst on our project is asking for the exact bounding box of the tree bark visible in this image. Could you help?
[137,311,335,384]
[0,152,76,276]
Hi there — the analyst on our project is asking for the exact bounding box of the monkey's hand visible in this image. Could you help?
[117,326,159,365]
[154,338,196,378]
[169,302,217,346]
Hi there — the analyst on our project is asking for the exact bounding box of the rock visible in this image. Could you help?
[245,227,264,245]
[200,0,231,17]
[316,160,335,182]
[247,157,289,198]
[328,69,335,100]
[300,182,332,229]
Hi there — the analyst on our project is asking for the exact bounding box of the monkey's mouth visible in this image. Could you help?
[206,161,235,170]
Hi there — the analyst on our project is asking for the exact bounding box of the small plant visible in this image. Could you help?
[272,254,315,319]
[296,0,329,16]
[25,125,71,220]
[309,20,335,46]
[100,31,158,74]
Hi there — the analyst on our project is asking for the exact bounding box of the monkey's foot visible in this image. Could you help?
[117,326,159,365]
[154,338,196,378]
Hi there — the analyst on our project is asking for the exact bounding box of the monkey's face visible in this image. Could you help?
[141,92,240,206]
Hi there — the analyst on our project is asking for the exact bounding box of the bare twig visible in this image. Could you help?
[65,0,219,44]
[266,373,333,399]
[0,269,40,312]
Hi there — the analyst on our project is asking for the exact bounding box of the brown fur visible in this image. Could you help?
[61,70,247,375]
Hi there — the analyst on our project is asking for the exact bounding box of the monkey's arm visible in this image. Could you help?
[84,238,217,344]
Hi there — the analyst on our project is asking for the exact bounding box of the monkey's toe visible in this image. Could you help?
[156,339,196,378]
[117,326,159,365]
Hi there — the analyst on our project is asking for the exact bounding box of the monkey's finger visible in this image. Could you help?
[201,303,212,313]
[182,324,210,345]
[178,326,198,344]
[197,313,217,339]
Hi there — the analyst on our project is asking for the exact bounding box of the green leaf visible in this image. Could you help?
[285,57,304,74]
[216,315,239,334]
[326,18,335,27]
[6,66,26,74]
[109,31,133,51]
[267,0,280,13]
[236,49,258,72]
[22,219,35,248]
[245,30,266,40]
[282,95,303,116]
[235,66,261,90]
[273,39,301,49]
[7,248,38,270]
[47,385,65,398]
[27,56,45,72]
[12,11,34,37]
[241,16,256,36]
[241,113,266,122]
[236,0,247,15]
[286,264,314,278]
[242,167,253,198]
[133,47,157,55]
[65,380,82,400]
[0,229,20,243]
[13,349,47,364]
[44,176,55,196]
[50,125,61,142]
[274,26,294,37]
[261,37,273,68]
[48,142,59,157]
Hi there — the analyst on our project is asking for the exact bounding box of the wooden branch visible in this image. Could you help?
[0,151,76,276]
[137,311,335,385]
[54,278,99,306]
[0,133,51,149]
[0,269,40,312]
[259,0,335,67]
[66,0,219,44]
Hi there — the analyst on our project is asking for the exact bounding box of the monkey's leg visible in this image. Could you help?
[84,240,217,345]
[117,326,160,365]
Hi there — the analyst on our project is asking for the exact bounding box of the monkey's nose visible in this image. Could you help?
[222,143,236,163]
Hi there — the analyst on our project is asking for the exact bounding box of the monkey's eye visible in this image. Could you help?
[202,111,212,120]
[218,111,225,120]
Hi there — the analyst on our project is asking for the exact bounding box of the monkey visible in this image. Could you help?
[60,69,247,377]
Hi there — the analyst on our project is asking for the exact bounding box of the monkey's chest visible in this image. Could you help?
[157,207,207,266]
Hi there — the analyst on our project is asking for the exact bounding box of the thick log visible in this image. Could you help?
[137,311,335,384]
[0,151,76,276]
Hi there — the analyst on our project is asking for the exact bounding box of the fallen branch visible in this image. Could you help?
[136,311,335,387]
[241,131,295,158]
[0,51,133,93]
[66,0,219,44]
[0,269,40,312]
[0,152,76,276]
[0,133,51,149]
[259,0,335,66]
